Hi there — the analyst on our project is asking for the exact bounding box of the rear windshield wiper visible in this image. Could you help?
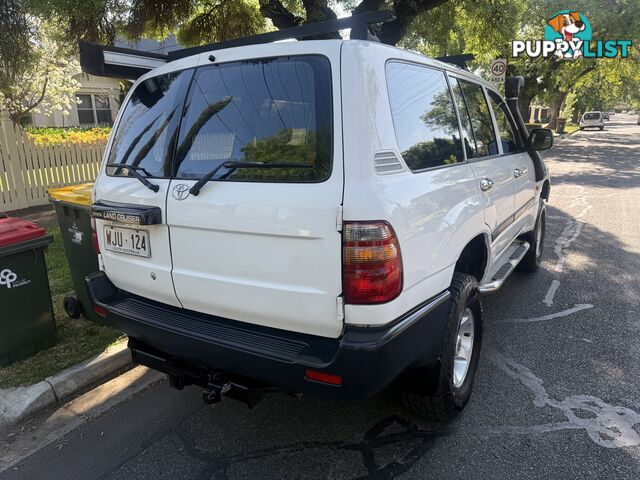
[106,163,160,192]
[189,161,312,196]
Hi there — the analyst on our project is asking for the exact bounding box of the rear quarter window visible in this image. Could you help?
[386,62,463,171]
[173,55,333,183]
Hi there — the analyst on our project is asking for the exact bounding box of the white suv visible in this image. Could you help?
[86,32,551,417]
[580,111,605,130]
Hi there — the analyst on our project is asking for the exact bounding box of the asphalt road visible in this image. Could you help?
[3,115,640,480]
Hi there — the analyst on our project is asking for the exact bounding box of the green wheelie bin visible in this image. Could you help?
[0,214,55,367]
[48,183,100,322]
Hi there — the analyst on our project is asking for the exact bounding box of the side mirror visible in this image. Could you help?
[528,128,553,151]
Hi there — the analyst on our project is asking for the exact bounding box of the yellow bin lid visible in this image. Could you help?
[48,183,94,206]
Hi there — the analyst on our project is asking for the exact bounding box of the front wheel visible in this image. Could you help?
[401,273,482,419]
[517,200,546,273]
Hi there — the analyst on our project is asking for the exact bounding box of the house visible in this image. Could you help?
[30,73,122,128]
[31,37,182,128]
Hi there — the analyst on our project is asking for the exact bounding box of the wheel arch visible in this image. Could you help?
[453,233,490,283]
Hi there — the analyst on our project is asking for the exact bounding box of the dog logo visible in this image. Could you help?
[545,11,589,59]
[0,269,18,289]
[512,11,631,60]
[172,184,190,201]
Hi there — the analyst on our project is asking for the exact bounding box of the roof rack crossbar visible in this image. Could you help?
[168,10,396,60]
[435,53,475,70]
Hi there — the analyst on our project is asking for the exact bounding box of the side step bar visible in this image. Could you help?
[479,240,530,294]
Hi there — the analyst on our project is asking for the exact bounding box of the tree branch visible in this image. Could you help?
[352,0,386,15]
[379,0,448,46]
[258,0,303,29]
[300,0,340,38]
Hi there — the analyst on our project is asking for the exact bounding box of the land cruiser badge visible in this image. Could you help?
[172,184,190,201]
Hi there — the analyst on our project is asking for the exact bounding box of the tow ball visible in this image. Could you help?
[202,374,232,404]
[200,372,279,408]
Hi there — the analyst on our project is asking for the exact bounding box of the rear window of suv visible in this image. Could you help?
[106,70,193,178]
[174,55,333,183]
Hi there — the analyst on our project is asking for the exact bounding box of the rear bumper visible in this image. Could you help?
[86,272,450,400]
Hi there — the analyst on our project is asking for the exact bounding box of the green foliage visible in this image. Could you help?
[0,22,81,125]
[25,126,112,145]
[234,128,332,181]
[401,0,527,64]
[177,0,267,46]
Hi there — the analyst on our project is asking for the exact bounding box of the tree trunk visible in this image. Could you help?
[546,91,567,130]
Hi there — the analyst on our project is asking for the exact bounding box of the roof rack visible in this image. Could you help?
[435,53,475,70]
[79,10,396,79]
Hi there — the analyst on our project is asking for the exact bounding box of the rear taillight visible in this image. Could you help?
[91,217,101,254]
[343,221,402,304]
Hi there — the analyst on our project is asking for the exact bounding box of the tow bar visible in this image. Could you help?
[201,372,279,408]
[128,338,279,409]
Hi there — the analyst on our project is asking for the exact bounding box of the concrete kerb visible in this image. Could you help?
[0,341,131,429]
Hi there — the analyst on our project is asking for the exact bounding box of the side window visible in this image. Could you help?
[386,62,463,171]
[488,91,523,154]
[457,82,498,157]
[106,70,192,178]
[450,79,477,160]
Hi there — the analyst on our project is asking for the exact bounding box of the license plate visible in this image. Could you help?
[103,226,151,258]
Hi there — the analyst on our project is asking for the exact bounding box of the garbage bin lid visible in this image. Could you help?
[48,183,93,206]
[0,216,47,248]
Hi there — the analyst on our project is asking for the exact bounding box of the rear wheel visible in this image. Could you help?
[63,295,82,319]
[401,273,482,419]
[599,126,604,131]
[517,200,546,273]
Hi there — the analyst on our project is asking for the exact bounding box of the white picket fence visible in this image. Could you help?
[0,111,105,212]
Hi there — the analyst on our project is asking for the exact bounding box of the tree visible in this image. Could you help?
[25,0,454,48]
[0,0,36,93]
[509,0,640,127]
[0,23,81,125]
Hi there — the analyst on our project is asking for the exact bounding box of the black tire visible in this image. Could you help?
[599,126,604,131]
[401,273,482,419]
[63,295,82,319]
[517,200,546,273]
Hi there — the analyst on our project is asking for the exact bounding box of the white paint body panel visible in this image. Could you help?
[340,42,491,326]
[93,178,181,307]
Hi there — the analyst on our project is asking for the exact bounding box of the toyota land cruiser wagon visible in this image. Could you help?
[86,28,552,417]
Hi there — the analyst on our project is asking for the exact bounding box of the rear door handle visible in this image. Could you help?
[480,178,494,191]
[513,168,525,178]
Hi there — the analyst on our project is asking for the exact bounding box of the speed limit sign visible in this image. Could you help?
[490,59,507,83]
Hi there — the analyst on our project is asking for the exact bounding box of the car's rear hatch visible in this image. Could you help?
[96,42,345,338]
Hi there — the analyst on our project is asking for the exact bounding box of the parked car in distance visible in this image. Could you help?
[622,110,628,114]
[86,25,552,419]
[602,112,610,120]
[580,111,605,130]
[629,110,636,115]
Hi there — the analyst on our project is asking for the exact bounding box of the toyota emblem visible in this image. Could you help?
[172,184,190,201]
